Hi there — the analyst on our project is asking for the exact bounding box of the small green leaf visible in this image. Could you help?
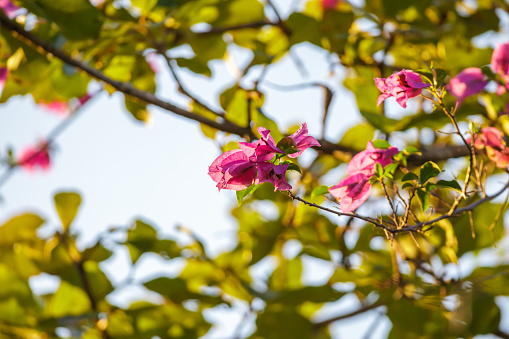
[437,180,462,193]
[402,182,414,189]
[374,162,383,177]
[415,69,433,84]
[277,137,297,152]
[311,185,329,199]
[404,146,421,155]
[419,161,441,184]
[433,68,448,87]
[402,172,419,182]
[416,189,429,212]
[54,192,82,231]
[384,163,398,175]
[236,184,261,206]
[372,139,391,149]
[285,162,302,173]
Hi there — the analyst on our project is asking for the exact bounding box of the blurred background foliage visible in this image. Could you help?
[1,0,509,338]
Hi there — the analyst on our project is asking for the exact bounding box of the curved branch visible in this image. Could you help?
[313,301,384,328]
[0,14,249,137]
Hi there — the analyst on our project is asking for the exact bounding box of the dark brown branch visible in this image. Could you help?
[313,301,384,328]
[0,14,249,137]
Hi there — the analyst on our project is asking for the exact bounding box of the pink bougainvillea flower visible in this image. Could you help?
[447,68,488,105]
[328,173,372,213]
[257,162,292,191]
[287,123,321,158]
[18,141,51,172]
[375,69,430,108]
[239,127,284,162]
[208,149,258,191]
[0,0,19,18]
[471,127,509,168]
[0,67,6,88]
[322,0,339,9]
[346,141,399,177]
[40,100,69,115]
[328,141,398,212]
[146,53,159,73]
[491,43,509,95]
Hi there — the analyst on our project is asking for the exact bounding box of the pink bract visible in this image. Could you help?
[329,173,372,213]
[347,141,399,177]
[472,127,509,168]
[0,0,19,18]
[208,149,258,191]
[18,142,51,172]
[40,100,69,115]
[447,68,488,105]
[492,43,509,95]
[287,123,321,158]
[322,0,339,9]
[257,162,292,191]
[0,67,6,88]
[375,69,430,108]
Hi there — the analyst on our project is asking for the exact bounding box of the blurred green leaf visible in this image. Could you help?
[54,191,82,231]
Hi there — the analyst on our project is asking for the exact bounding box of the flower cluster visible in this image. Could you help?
[471,127,509,169]
[329,141,399,213]
[448,43,509,110]
[209,123,320,192]
[374,69,430,108]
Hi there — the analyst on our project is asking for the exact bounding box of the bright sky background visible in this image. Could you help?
[1,1,509,338]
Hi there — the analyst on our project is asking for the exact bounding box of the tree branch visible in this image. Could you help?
[0,14,249,136]
[313,301,384,328]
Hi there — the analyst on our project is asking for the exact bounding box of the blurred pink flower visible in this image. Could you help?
[329,173,372,213]
[322,0,339,9]
[447,68,488,105]
[329,141,398,212]
[346,141,399,177]
[287,123,321,158]
[257,162,292,191]
[471,127,509,168]
[491,43,509,95]
[40,100,69,115]
[18,141,51,172]
[146,53,159,73]
[0,67,6,88]
[375,69,430,108]
[0,0,19,18]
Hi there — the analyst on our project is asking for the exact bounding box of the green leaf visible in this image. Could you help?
[143,277,223,305]
[384,163,398,175]
[44,280,91,317]
[236,184,261,206]
[372,139,391,149]
[416,189,429,212]
[404,146,420,154]
[374,162,383,177]
[419,161,441,183]
[436,179,462,193]
[277,136,297,152]
[282,161,301,174]
[402,172,419,182]
[415,69,433,84]
[433,68,447,87]
[54,191,82,231]
[402,182,414,189]
[311,185,330,199]
[0,213,45,245]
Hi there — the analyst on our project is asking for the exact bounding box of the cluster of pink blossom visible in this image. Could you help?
[471,127,509,169]
[374,69,431,108]
[329,141,399,213]
[209,123,320,192]
[448,43,509,109]
[0,67,6,89]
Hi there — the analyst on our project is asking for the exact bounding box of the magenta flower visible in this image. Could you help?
[0,0,19,18]
[322,0,339,9]
[257,162,292,191]
[447,68,488,105]
[375,70,430,108]
[328,141,398,212]
[287,123,321,158]
[346,141,399,177]
[329,173,372,213]
[40,100,69,115]
[492,43,509,95]
[208,149,258,191]
[471,127,509,168]
[18,141,51,172]
[0,67,6,88]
